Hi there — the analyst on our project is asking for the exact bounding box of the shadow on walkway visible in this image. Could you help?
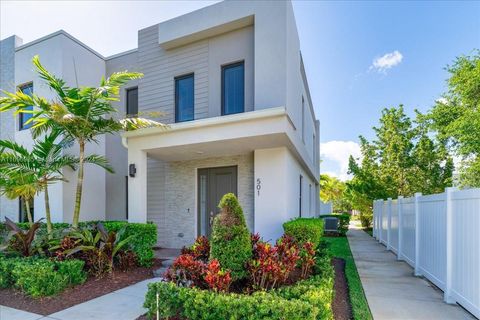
[347,226,475,320]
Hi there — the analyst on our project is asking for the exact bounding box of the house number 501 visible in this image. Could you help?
[256,178,261,196]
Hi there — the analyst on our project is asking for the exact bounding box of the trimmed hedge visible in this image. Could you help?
[283,218,324,248]
[13,220,157,266]
[0,256,86,297]
[319,214,350,236]
[144,242,334,320]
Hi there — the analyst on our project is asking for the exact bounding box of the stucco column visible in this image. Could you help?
[128,146,147,223]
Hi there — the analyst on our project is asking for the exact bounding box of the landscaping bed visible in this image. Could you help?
[0,258,162,315]
[323,237,372,320]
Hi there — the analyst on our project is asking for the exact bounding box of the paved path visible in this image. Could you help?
[0,278,161,320]
[348,226,475,320]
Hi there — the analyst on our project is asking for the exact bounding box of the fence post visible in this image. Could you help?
[387,198,392,251]
[444,187,456,304]
[398,196,404,261]
[414,192,422,276]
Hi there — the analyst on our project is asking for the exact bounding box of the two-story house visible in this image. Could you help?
[0,0,320,247]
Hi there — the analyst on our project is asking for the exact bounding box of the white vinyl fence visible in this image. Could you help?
[373,188,480,319]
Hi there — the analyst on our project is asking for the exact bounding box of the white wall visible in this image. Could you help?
[254,147,317,243]
[105,50,139,220]
[14,32,107,223]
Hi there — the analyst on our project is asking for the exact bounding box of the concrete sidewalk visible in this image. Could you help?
[0,278,161,320]
[348,226,475,320]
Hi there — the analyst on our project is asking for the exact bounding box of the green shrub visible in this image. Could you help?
[0,256,86,297]
[144,281,319,320]
[210,193,251,280]
[319,214,350,236]
[12,220,157,267]
[283,218,324,248]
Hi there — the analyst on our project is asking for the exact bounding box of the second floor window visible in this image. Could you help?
[175,74,194,122]
[126,87,138,117]
[222,61,244,115]
[19,83,33,130]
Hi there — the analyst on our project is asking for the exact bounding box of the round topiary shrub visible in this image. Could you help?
[209,193,252,280]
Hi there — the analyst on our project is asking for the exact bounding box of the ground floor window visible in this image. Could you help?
[299,175,303,217]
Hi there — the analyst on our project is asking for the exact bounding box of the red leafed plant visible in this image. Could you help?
[54,236,79,261]
[204,259,232,292]
[181,236,210,262]
[299,241,316,278]
[248,235,300,290]
[164,254,206,288]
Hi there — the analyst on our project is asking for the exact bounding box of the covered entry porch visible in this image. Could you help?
[122,108,318,248]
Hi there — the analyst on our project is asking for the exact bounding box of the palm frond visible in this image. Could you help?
[32,55,68,99]
[120,117,167,131]
[84,154,115,173]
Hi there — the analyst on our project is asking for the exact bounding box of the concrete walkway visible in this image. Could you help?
[0,278,161,320]
[348,226,475,320]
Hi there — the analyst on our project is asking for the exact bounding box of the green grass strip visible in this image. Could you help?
[322,237,373,320]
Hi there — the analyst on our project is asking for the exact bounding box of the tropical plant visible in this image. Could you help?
[0,56,164,228]
[0,132,112,236]
[2,217,42,257]
[210,193,252,280]
[63,222,134,275]
[319,174,351,212]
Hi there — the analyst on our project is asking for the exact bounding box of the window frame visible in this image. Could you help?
[299,175,303,217]
[175,73,195,123]
[18,82,34,131]
[221,61,245,116]
[125,86,138,118]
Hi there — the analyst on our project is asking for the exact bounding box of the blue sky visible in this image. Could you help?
[1,1,479,179]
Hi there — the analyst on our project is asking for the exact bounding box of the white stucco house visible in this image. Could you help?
[0,0,320,247]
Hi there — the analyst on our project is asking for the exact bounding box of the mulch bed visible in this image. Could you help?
[332,257,353,320]
[0,258,163,316]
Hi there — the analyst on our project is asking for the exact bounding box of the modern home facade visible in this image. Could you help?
[0,0,320,247]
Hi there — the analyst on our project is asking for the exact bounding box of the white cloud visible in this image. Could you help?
[370,50,403,73]
[320,140,361,181]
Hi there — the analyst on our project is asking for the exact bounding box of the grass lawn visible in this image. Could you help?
[323,236,372,320]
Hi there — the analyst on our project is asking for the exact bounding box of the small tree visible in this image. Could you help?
[0,56,164,228]
[0,132,112,236]
[210,193,251,280]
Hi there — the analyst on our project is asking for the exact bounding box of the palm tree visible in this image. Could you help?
[0,132,113,235]
[0,170,38,226]
[0,56,164,228]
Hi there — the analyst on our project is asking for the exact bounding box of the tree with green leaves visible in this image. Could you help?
[347,106,453,227]
[0,56,164,227]
[0,131,112,236]
[319,174,351,212]
[419,51,480,187]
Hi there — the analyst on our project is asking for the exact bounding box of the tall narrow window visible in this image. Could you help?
[299,175,303,217]
[309,184,312,215]
[222,62,244,115]
[175,74,194,122]
[301,96,305,143]
[313,134,316,163]
[126,87,138,117]
[19,83,33,130]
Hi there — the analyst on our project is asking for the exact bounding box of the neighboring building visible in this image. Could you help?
[0,0,320,247]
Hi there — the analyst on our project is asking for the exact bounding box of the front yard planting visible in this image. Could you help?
[144,194,334,320]
[0,218,159,315]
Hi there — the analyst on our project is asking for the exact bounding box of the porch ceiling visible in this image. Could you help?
[147,133,289,161]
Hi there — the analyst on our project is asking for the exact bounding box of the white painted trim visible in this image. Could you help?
[15,30,105,60]
[122,106,286,139]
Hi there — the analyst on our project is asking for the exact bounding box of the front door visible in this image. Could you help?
[198,166,238,237]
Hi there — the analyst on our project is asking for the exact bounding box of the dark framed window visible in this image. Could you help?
[19,83,33,130]
[19,197,34,223]
[299,175,303,217]
[302,96,305,143]
[222,61,244,115]
[175,74,194,122]
[126,87,138,117]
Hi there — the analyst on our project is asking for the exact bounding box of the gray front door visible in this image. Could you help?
[198,166,238,237]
